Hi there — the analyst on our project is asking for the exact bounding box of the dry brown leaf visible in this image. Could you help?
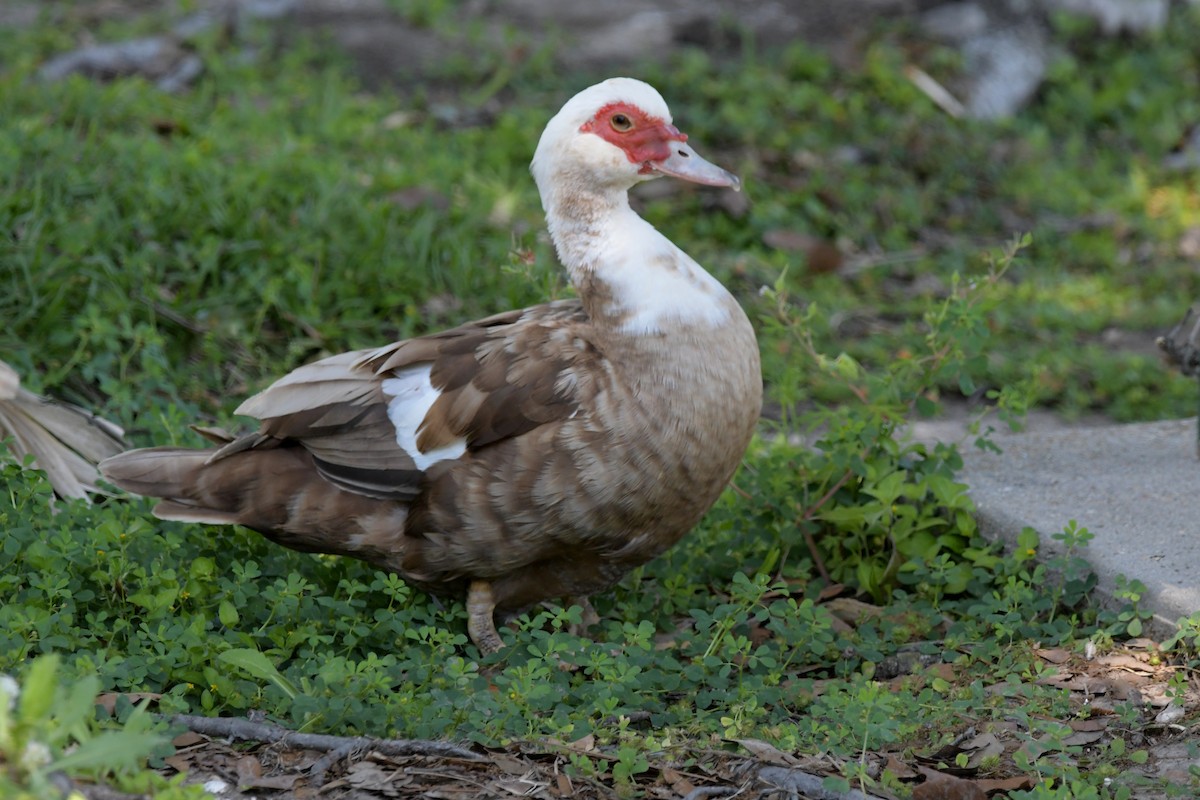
[1103,677,1145,701]
[747,621,772,648]
[927,663,957,682]
[913,767,988,800]
[918,736,980,772]
[1035,671,1073,687]
[975,775,1035,793]
[984,680,1027,696]
[816,583,847,601]
[733,738,799,766]
[343,761,397,792]
[1064,676,1109,693]
[171,730,206,748]
[884,755,919,780]
[244,773,299,790]
[235,754,262,786]
[1080,698,1119,714]
[661,766,695,796]
[960,732,1005,769]
[497,776,547,796]
[162,755,191,773]
[654,628,684,650]
[824,597,885,624]
[490,753,530,775]
[805,679,837,700]
[555,771,574,797]
[1017,730,1069,762]
[1069,718,1110,733]
[1035,648,1073,664]
[95,691,161,716]
[1097,654,1154,674]
[1061,729,1106,747]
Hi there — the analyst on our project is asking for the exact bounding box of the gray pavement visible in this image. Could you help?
[956,417,1200,637]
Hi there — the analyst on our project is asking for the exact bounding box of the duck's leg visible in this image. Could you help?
[466,580,504,654]
[565,595,600,636]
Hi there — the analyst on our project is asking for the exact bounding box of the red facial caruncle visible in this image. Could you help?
[579,102,688,174]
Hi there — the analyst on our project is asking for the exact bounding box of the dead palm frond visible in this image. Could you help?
[0,358,125,501]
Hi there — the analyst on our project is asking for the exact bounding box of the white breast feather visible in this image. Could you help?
[380,364,467,470]
[601,213,732,335]
[614,251,729,335]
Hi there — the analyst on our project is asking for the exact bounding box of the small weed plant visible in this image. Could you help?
[0,654,201,799]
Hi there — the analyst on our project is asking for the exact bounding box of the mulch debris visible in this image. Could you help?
[64,627,1197,800]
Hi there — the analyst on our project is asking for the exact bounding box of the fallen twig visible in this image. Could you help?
[169,714,484,762]
[306,737,371,786]
[758,765,880,799]
[681,786,739,800]
[903,65,965,118]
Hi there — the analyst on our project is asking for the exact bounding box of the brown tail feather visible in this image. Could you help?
[152,500,243,525]
[99,445,413,568]
[100,447,248,524]
[99,447,209,498]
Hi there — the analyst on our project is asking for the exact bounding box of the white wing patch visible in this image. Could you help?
[380,364,467,471]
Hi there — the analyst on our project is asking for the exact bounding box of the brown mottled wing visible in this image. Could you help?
[363,300,591,452]
[227,299,592,502]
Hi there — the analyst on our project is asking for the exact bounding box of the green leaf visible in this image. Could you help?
[218,649,298,700]
[914,394,938,416]
[49,730,165,775]
[47,674,102,747]
[863,470,906,506]
[18,654,60,727]
[190,557,216,582]
[128,586,179,614]
[218,601,240,627]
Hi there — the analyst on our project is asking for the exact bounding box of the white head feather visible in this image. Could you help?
[530,77,673,201]
[529,78,738,335]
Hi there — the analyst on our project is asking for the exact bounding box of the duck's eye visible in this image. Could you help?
[610,113,633,132]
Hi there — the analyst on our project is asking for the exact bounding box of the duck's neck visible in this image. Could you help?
[542,182,735,337]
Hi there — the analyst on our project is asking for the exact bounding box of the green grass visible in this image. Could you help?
[4,9,1200,423]
[2,4,1200,798]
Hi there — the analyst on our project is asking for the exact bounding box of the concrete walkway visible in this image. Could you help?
[955,417,1200,637]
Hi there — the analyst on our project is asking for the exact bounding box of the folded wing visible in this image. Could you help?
[220,299,594,502]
